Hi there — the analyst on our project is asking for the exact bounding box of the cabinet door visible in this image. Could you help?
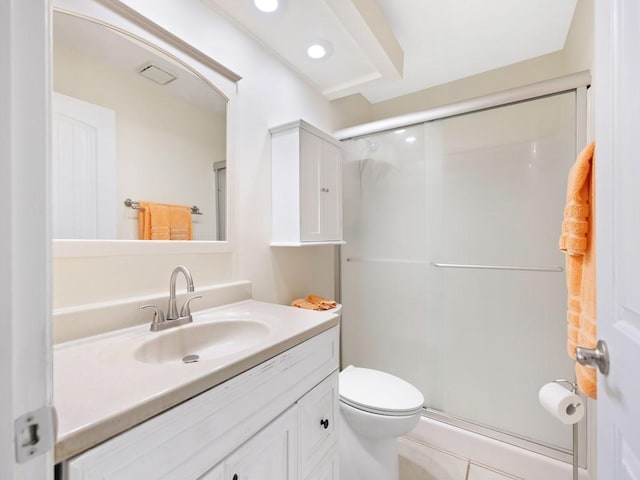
[198,463,223,480]
[298,372,338,478]
[305,446,339,480]
[223,406,298,480]
[321,141,342,241]
[300,129,324,242]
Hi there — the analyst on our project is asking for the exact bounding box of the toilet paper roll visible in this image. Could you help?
[538,383,585,425]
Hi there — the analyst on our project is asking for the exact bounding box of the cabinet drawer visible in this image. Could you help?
[297,371,338,478]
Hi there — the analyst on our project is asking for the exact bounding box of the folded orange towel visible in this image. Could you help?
[291,294,337,311]
[291,298,321,310]
[169,206,193,240]
[138,202,170,240]
[560,141,596,399]
[137,201,193,241]
[306,294,337,310]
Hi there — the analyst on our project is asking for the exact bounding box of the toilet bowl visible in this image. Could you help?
[338,365,424,480]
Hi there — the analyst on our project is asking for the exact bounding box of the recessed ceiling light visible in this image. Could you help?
[307,44,326,59]
[306,40,333,60]
[405,136,417,143]
[254,0,278,13]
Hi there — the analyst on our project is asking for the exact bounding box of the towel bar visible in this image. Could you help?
[124,198,203,215]
[345,257,426,265]
[432,263,563,273]
[345,258,563,272]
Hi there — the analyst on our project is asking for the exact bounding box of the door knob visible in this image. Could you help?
[575,340,609,375]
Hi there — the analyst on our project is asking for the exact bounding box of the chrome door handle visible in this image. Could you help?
[575,340,609,375]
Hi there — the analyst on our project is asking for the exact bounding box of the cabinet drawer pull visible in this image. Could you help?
[232,474,238,480]
[320,418,329,429]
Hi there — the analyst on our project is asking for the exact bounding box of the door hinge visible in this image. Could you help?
[15,406,56,463]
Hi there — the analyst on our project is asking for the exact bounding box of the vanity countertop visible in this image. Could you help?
[54,300,339,463]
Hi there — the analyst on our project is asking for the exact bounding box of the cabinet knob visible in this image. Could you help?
[320,418,329,429]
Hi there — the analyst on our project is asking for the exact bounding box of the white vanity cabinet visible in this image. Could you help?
[297,373,339,479]
[271,120,343,246]
[60,326,339,480]
[199,406,298,480]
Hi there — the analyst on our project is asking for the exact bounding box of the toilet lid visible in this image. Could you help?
[339,366,424,416]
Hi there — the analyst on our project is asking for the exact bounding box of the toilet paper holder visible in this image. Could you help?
[553,378,578,395]
[552,378,579,480]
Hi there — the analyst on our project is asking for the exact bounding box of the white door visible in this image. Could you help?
[595,0,640,477]
[0,0,52,478]
[52,92,117,239]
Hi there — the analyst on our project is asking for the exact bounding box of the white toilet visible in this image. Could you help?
[338,365,424,480]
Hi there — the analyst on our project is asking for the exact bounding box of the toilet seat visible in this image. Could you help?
[339,365,424,416]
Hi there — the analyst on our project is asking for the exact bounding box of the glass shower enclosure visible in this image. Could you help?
[340,88,587,463]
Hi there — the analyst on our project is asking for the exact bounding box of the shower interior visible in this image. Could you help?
[339,88,587,465]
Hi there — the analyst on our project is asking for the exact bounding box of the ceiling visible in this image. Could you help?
[205,0,578,104]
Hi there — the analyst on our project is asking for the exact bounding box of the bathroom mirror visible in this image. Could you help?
[52,8,233,252]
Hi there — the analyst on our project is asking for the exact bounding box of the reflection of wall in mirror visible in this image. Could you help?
[53,42,226,241]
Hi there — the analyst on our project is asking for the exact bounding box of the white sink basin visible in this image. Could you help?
[134,319,271,365]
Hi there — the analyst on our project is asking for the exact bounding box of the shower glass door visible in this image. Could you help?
[340,91,584,458]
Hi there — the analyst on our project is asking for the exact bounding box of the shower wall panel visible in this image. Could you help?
[341,91,585,456]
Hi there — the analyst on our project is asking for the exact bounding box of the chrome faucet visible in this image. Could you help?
[167,265,194,320]
[140,265,201,331]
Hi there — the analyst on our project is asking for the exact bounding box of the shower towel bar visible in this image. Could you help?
[345,258,563,272]
[124,198,203,215]
[345,257,426,265]
[432,263,563,273]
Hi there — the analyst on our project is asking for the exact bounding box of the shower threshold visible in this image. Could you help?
[423,408,582,467]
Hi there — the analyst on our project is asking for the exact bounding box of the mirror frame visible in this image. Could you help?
[52,0,240,258]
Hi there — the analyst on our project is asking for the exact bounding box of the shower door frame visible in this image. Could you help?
[334,71,591,466]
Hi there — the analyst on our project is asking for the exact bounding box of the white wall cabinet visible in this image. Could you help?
[271,120,343,246]
[60,327,339,480]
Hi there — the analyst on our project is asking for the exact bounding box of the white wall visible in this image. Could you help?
[53,41,225,241]
[52,0,371,309]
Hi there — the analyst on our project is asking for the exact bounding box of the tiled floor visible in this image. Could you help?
[398,437,522,480]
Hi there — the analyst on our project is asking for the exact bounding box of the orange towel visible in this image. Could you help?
[291,294,337,311]
[169,206,193,240]
[306,294,337,310]
[137,201,193,241]
[559,141,597,399]
[291,298,321,310]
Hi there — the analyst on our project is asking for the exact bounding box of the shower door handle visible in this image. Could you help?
[575,340,609,375]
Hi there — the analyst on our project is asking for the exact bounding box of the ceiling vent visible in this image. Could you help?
[138,63,177,86]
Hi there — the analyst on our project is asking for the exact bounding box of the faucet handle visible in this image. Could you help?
[179,295,202,318]
[140,304,166,330]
